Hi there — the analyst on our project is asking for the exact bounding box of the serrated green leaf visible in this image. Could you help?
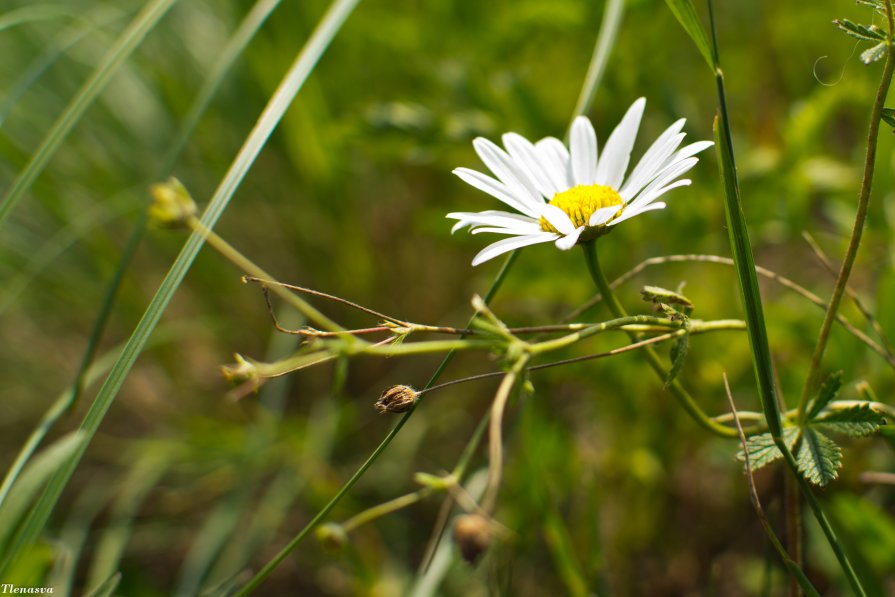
[882,108,895,129]
[834,18,886,41]
[796,428,842,486]
[664,0,714,70]
[737,427,799,470]
[806,371,843,421]
[815,404,887,437]
[861,41,888,65]
[857,0,888,17]
[665,331,689,387]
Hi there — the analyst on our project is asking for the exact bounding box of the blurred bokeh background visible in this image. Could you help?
[2,0,895,594]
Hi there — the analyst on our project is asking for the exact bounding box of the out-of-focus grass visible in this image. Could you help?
[1,0,894,594]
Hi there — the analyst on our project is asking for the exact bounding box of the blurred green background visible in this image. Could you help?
[2,0,895,594]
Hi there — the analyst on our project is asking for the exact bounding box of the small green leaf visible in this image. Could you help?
[861,41,888,65]
[806,371,843,421]
[834,18,886,41]
[857,0,888,17]
[814,404,887,437]
[664,0,714,70]
[796,428,842,486]
[881,108,895,129]
[641,285,694,309]
[737,427,799,470]
[665,330,689,387]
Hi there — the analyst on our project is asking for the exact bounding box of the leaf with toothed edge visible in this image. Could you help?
[881,108,895,129]
[796,428,842,486]
[861,41,888,65]
[834,18,886,41]
[806,371,843,421]
[737,427,799,471]
[815,404,887,437]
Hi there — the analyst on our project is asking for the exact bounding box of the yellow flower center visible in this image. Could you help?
[539,184,624,234]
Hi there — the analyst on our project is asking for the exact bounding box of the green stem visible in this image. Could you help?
[235,251,519,594]
[481,355,531,513]
[582,241,737,438]
[190,217,347,334]
[705,1,866,592]
[796,8,895,421]
[342,489,431,533]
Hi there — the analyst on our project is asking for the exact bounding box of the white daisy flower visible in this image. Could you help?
[448,98,714,266]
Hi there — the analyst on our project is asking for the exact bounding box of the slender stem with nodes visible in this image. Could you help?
[797,1,895,421]
[480,354,531,513]
[582,241,739,438]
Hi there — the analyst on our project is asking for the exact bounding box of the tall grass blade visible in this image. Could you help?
[570,0,624,119]
[0,0,178,229]
[0,432,85,562]
[663,0,714,70]
[0,0,358,569]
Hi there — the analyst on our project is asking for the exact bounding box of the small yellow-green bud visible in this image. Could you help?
[315,522,347,554]
[149,177,197,228]
[220,353,258,384]
[453,514,492,564]
[375,385,419,414]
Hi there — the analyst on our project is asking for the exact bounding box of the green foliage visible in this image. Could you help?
[806,370,844,421]
[742,373,887,486]
[663,0,714,69]
[738,427,799,470]
[834,19,886,42]
[815,404,888,437]
[796,427,842,486]
[861,42,888,65]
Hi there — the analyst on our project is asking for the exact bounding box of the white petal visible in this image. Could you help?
[447,210,537,234]
[539,204,576,235]
[471,233,558,266]
[627,157,698,211]
[620,119,687,201]
[595,97,646,189]
[589,204,623,226]
[671,140,714,162]
[626,179,690,211]
[609,202,667,226]
[453,168,539,218]
[554,227,584,250]
[503,133,560,198]
[470,224,544,236]
[570,116,598,185]
[473,138,543,212]
[534,137,572,190]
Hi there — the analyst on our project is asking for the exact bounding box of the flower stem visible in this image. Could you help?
[796,5,895,421]
[234,251,519,594]
[582,241,738,438]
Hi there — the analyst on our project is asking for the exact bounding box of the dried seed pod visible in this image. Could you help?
[315,522,347,554]
[452,514,492,564]
[375,385,418,414]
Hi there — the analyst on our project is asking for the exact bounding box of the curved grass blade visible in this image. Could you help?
[0,0,178,229]
[663,0,714,70]
[0,432,85,560]
[570,0,624,119]
[0,0,283,521]
[0,0,362,573]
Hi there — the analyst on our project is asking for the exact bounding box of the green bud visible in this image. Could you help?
[149,177,197,228]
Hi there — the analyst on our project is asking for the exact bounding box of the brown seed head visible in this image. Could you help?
[375,385,419,414]
[452,513,492,564]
